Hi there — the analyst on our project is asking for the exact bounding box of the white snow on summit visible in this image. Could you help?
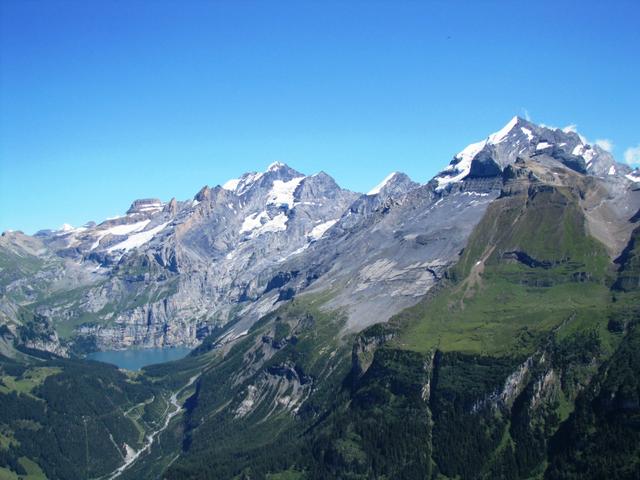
[435,116,522,190]
[224,171,266,195]
[435,139,485,190]
[267,161,286,172]
[367,172,398,195]
[56,224,87,235]
[223,163,299,196]
[487,116,518,144]
[222,178,240,191]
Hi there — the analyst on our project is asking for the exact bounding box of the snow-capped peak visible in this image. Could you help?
[232,171,265,195]
[487,115,519,144]
[367,172,398,195]
[432,116,632,188]
[222,178,241,191]
[434,116,527,190]
[221,162,301,195]
[55,223,87,235]
[267,161,286,172]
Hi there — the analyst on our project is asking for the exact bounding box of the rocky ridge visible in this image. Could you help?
[1,117,638,353]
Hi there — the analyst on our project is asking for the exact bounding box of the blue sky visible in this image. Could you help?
[1,0,639,233]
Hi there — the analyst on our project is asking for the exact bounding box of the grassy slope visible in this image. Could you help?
[283,165,637,480]
[393,181,614,358]
[368,168,639,479]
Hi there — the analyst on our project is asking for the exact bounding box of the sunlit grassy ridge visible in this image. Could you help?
[393,179,614,357]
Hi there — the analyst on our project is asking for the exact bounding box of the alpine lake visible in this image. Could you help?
[86,346,192,370]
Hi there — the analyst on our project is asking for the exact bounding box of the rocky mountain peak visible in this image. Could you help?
[221,162,304,197]
[163,198,178,215]
[434,116,636,191]
[195,186,212,202]
[367,171,419,198]
[261,162,304,183]
[266,161,289,172]
[307,171,336,186]
[126,198,164,215]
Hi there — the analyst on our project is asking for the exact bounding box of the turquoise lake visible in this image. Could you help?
[86,346,192,371]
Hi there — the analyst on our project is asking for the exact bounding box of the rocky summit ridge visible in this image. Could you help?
[1,116,638,355]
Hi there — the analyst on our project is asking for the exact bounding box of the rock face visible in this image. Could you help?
[1,118,639,353]
[126,198,164,215]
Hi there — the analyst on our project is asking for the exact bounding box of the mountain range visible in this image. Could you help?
[1,116,639,479]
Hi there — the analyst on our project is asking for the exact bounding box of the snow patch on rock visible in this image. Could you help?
[240,212,269,234]
[90,220,151,250]
[521,127,534,141]
[107,222,169,252]
[625,172,640,183]
[367,172,398,195]
[268,177,304,208]
[436,140,486,190]
[235,172,265,196]
[308,219,338,241]
[240,212,288,237]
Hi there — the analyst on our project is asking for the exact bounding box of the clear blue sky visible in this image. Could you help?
[1,0,639,233]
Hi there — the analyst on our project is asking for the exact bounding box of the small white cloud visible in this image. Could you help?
[522,108,531,121]
[595,139,613,152]
[624,145,640,166]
